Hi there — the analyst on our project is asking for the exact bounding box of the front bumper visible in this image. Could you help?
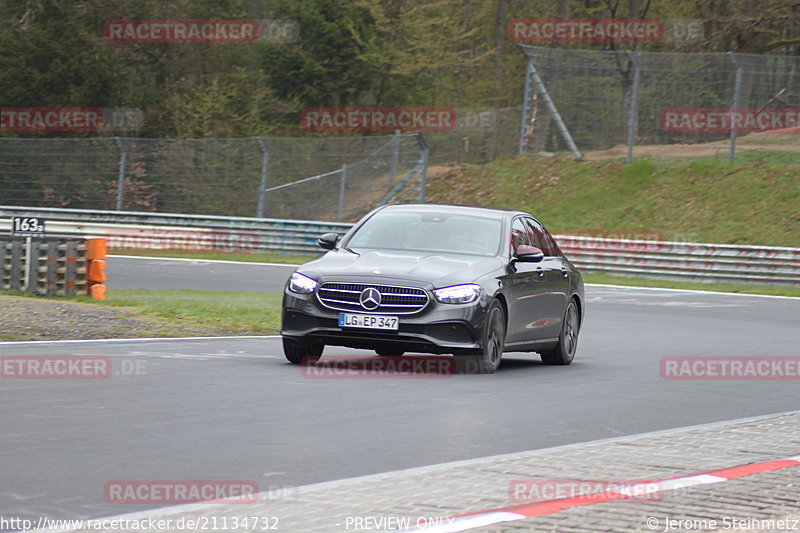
[281,291,488,354]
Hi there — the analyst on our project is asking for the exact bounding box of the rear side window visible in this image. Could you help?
[543,229,562,256]
[525,218,559,256]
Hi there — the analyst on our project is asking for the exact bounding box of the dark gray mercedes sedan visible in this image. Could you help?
[281,204,584,373]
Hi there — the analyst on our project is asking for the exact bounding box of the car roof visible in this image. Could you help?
[377,203,526,220]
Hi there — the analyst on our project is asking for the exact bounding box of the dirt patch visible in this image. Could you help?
[0,294,237,341]
[584,130,800,160]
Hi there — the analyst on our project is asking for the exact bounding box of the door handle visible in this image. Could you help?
[536,267,545,277]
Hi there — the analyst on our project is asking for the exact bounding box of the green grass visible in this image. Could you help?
[110,248,318,264]
[87,289,284,334]
[707,149,800,166]
[427,151,800,247]
[583,273,800,298]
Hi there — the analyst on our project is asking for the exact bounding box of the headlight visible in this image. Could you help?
[434,284,481,304]
[288,272,318,294]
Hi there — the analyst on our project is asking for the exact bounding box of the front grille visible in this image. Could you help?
[318,282,429,314]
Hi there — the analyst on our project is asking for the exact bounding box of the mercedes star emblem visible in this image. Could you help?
[359,287,382,311]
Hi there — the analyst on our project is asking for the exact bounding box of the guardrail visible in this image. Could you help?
[0,206,352,254]
[557,236,799,285]
[0,235,109,298]
[1,237,87,296]
[1,206,798,285]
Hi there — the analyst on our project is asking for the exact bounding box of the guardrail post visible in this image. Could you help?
[9,241,22,290]
[64,240,78,296]
[114,137,127,211]
[727,52,743,164]
[337,164,347,222]
[24,237,37,293]
[256,137,270,218]
[626,51,642,164]
[45,240,57,297]
[0,241,6,289]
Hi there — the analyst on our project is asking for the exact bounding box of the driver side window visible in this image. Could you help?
[511,218,530,254]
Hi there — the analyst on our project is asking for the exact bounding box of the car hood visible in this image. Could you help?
[298,248,503,288]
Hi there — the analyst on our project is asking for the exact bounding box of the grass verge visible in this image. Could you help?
[87,289,284,334]
[427,151,800,247]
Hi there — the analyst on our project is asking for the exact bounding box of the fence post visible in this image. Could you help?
[415,133,430,204]
[256,137,270,218]
[518,53,535,155]
[114,137,127,211]
[337,164,347,222]
[417,144,429,204]
[520,48,582,160]
[389,130,401,187]
[727,52,743,164]
[626,51,642,164]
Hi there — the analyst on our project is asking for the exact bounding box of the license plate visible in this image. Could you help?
[339,313,399,330]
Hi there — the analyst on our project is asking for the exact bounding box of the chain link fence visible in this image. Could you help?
[261,133,428,222]
[0,133,428,221]
[424,107,523,165]
[518,45,800,162]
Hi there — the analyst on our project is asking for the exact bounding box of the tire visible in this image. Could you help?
[456,300,505,374]
[375,347,404,357]
[283,337,324,364]
[540,299,579,365]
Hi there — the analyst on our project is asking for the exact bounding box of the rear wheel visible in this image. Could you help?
[456,300,505,374]
[283,337,324,364]
[540,299,579,365]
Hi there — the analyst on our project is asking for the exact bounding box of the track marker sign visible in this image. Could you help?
[10,217,46,292]
[10,216,45,237]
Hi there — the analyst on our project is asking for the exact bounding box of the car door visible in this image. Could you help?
[526,218,569,340]
[503,217,548,346]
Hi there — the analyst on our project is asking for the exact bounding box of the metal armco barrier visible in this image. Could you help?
[0,237,87,296]
[1,206,352,254]
[2,206,798,285]
[557,235,800,285]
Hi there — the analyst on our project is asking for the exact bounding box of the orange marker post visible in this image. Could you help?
[86,238,108,300]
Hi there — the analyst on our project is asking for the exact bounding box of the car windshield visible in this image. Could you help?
[346,211,502,256]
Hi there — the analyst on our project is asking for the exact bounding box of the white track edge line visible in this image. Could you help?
[31,409,800,533]
[585,283,800,300]
[108,254,301,267]
[0,335,281,346]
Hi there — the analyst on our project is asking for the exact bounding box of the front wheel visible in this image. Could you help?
[456,300,505,374]
[283,337,324,364]
[540,299,579,365]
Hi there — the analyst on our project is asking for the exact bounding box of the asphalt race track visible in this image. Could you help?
[107,255,297,292]
[1,257,798,524]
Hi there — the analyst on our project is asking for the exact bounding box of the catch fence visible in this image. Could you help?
[518,45,800,162]
[0,133,427,222]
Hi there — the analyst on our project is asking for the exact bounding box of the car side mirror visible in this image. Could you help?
[318,232,340,250]
[515,244,544,263]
